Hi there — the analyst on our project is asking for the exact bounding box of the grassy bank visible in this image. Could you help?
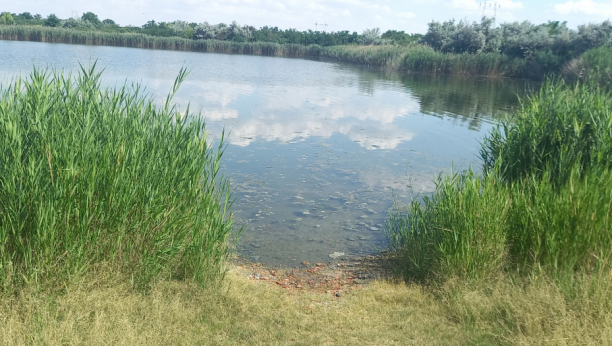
[3,25,612,82]
[0,25,523,78]
[1,266,611,345]
[322,45,525,77]
[0,67,235,290]
[384,80,612,343]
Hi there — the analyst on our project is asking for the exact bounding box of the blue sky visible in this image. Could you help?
[4,0,612,33]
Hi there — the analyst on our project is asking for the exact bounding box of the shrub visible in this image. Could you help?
[44,14,61,27]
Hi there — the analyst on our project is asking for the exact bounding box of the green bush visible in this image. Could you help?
[386,165,612,281]
[0,66,235,290]
[44,14,61,27]
[481,79,612,184]
[0,12,15,25]
[583,45,612,87]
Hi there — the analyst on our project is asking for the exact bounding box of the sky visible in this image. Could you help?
[3,0,612,33]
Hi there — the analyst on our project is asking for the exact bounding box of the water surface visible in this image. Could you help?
[0,40,535,266]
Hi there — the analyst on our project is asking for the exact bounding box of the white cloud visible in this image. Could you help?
[555,0,612,17]
[397,11,416,19]
[448,0,523,11]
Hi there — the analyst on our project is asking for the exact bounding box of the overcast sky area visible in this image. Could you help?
[3,0,612,33]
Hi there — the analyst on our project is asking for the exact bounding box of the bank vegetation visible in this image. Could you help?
[1,12,611,80]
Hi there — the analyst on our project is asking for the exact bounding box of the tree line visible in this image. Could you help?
[0,10,421,47]
[1,10,611,75]
[421,17,612,76]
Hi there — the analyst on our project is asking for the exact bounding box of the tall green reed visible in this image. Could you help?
[385,170,510,281]
[481,79,612,184]
[386,166,612,281]
[386,80,612,282]
[0,65,235,290]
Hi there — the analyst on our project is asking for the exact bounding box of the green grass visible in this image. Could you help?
[386,166,612,281]
[582,46,612,88]
[0,65,236,290]
[385,170,509,281]
[385,80,612,283]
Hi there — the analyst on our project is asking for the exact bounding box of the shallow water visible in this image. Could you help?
[0,40,535,266]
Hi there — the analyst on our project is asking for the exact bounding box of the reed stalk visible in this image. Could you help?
[0,65,236,290]
[386,80,612,282]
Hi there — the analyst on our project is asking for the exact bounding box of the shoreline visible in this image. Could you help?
[0,26,526,79]
[231,253,393,296]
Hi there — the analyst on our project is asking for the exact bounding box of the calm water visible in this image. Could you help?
[0,40,534,266]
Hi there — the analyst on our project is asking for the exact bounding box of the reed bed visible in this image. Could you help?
[0,65,235,290]
[481,79,612,184]
[0,25,323,57]
[321,44,521,77]
[0,25,531,77]
[385,80,612,283]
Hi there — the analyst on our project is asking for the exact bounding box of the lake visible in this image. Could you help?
[0,40,534,267]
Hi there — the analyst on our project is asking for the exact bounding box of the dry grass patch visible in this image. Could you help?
[2,267,611,345]
[439,276,612,345]
[0,268,463,346]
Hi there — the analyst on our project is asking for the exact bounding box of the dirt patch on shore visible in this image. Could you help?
[232,254,393,297]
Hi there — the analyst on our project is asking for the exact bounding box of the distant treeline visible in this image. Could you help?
[0,11,421,46]
[421,17,612,78]
[1,11,611,81]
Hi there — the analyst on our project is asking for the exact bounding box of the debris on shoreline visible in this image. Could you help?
[232,254,392,296]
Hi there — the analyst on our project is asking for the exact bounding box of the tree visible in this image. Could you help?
[227,21,253,42]
[62,18,96,29]
[17,12,34,20]
[168,20,195,39]
[382,30,422,45]
[0,12,15,25]
[81,12,100,25]
[102,19,117,26]
[361,27,383,45]
[420,20,455,50]
[575,20,612,52]
[44,13,61,27]
[194,22,228,40]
